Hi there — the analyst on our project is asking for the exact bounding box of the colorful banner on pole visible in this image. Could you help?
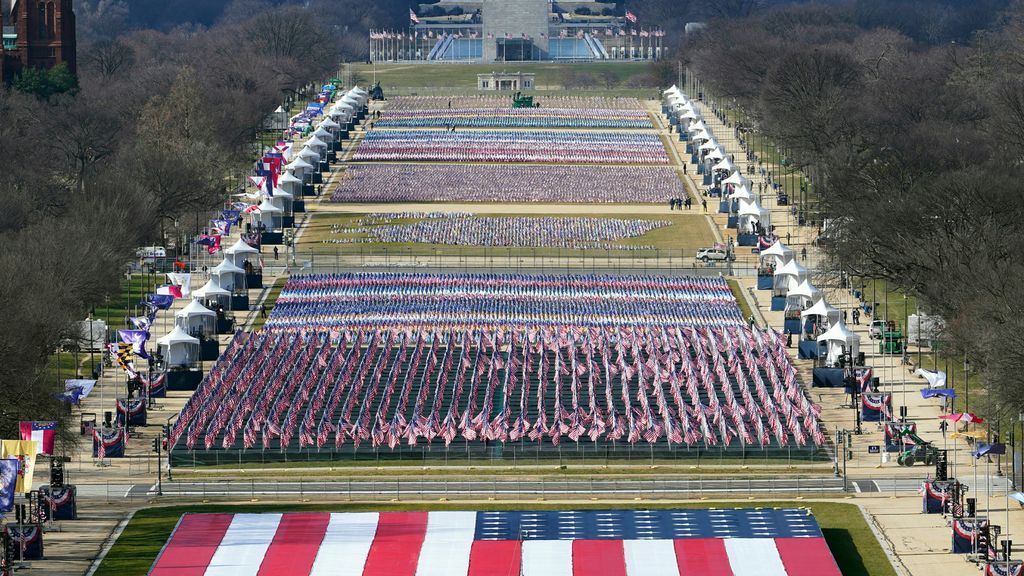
[18,421,56,456]
[0,458,16,513]
[0,440,37,494]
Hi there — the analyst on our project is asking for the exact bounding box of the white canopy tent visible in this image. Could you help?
[268,187,294,215]
[297,147,320,164]
[319,117,341,131]
[711,157,735,173]
[690,129,712,143]
[192,278,230,303]
[156,325,201,368]
[737,199,770,233]
[254,198,283,231]
[175,299,216,337]
[305,136,329,156]
[729,184,755,203]
[817,321,860,366]
[801,298,842,325]
[704,147,725,161]
[210,259,246,292]
[774,258,808,295]
[312,126,334,143]
[699,139,720,151]
[723,171,750,187]
[287,158,314,180]
[278,171,303,196]
[224,238,259,269]
[687,120,708,134]
[786,279,821,310]
[761,241,795,268]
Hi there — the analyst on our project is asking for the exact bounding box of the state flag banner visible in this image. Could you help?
[19,421,56,455]
[0,440,37,494]
[149,509,842,576]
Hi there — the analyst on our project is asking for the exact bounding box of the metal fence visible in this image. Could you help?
[279,247,767,277]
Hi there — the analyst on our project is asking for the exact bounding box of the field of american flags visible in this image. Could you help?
[167,273,828,465]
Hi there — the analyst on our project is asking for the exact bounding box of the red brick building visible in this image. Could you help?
[1,0,77,83]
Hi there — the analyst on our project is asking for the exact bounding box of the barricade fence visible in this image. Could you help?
[279,248,775,277]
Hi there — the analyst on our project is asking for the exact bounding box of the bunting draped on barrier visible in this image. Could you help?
[92,427,126,459]
[952,518,987,554]
[4,524,43,560]
[861,393,892,422]
[116,398,148,427]
[987,561,1024,576]
[922,480,951,514]
[38,485,77,520]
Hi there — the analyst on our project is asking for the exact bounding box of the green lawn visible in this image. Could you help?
[298,212,714,259]
[249,277,287,332]
[728,279,755,325]
[351,61,655,94]
[96,501,893,576]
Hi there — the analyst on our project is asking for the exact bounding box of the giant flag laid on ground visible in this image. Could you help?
[148,508,841,576]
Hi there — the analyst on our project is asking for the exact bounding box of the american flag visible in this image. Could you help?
[625,9,638,23]
[149,509,839,576]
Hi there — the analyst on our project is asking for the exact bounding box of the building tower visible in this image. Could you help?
[1,0,76,81]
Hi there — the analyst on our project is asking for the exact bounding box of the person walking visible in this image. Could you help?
[669,198,675,211]
[273,246,279,260]
[701,198,707,212]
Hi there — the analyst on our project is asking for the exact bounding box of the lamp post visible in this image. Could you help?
[963,356,970,413]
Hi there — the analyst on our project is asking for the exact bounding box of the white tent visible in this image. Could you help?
[210,259,246,292]
[319,117,341,130]
[690,129,712,143]
[255,198,283,231]
[679,109,700,121]
[287,158,314,179]
[773,258,808,295]
[278,171,303,196]
[268,187,294,215]
[801,298,842,325]
[723,171,749,187]
[663,84,681,95]
[711,157,735,173]
[297,147,320,164]
[786,279,821,309]
[699,139,720,151]
[192,278,230,300]
[175,299,216,336]
[224,238,258,269]
[729,184,755,202]
[687,120,708,134]
[760,240,794,268]
[704,147,725,161]
[156,325,201,368]
[305,136,329,155]
[737,199,770,234]
[312,126,334,142]
[817,321,860,366]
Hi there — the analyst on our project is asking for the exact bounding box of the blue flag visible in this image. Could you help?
[973,443,1007,459]
[921,388,956,399]
[118,329,151,359]
[148,294,175,310]
[0,458,16,513]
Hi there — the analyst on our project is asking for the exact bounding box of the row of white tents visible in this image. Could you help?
[154,87,372,367]
[251,86,370,232]
[663,86,770,235]
[663,85,859,366]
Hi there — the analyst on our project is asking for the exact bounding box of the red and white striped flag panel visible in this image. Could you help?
[150,512,841,576]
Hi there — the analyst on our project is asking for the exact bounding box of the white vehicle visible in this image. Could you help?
[695,247,730,262]
[136,246,167,261]
[869,319,885,339]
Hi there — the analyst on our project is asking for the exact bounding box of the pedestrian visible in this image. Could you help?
[801,247,807,260]
[701,198,707,212]
[786,232,791,245]
[842,310,847,324]
[852,309,860,325]
[260,304,268,318]
[273,246,279,260]
[683,163,687,175]
[669,198,675,211]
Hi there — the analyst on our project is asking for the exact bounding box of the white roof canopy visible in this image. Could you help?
[817,320,860,346]
[175,299,216,319]
[306,136,328,149]
[279,171,303,186]
[156,325,201,346]
[712,157,735,173]
[269,187,293,200]
[224,238,258,255]
[257,199,282,213]
[319,117,341,130]
[297,147,319,161]
[729,185,755,202]
[687,120,708,134]
[723,171,749,187]
[192,279,230,299]
[761,240,794,258]
[801,298,841,322]
[211,259,245,276]
[788,279,820,301]
[288,158,314,171]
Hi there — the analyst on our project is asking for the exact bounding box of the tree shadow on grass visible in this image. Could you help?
[823,527,870,576]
